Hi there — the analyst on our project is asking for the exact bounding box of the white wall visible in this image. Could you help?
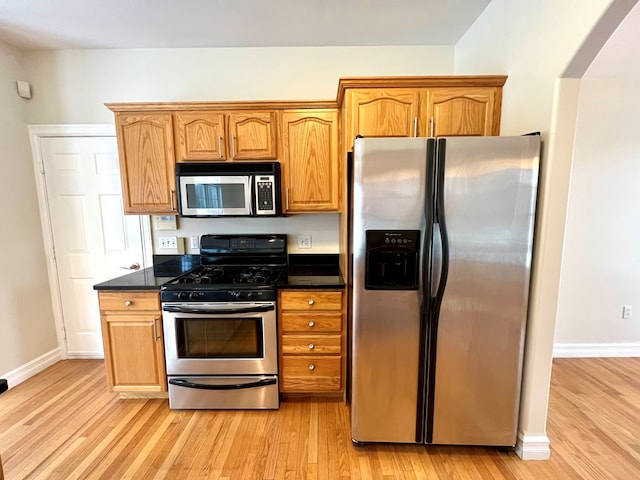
[23,46,454,123]
[555,78,640,349]
[454,0,615,459]
[0,41,58,379]
[164,215,340,255]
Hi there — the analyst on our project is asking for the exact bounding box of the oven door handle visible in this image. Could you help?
[168,378,277,390]
[162,305,275,315]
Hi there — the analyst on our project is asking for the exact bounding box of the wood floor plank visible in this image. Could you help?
[1,358,640,479]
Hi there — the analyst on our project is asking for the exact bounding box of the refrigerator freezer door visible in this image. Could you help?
[350,137,430,443]
[430,136,540,446]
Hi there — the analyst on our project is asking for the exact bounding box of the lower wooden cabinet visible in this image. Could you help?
[278,289,345,394]
[98,291,167,393]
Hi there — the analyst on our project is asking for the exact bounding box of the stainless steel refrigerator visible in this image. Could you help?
[350,135,540,446]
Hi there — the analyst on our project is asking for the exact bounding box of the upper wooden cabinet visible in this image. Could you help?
[106,76,505,216]
[344,88,425,147]
[174,111,225,160]
[114,113,177,214]
[427,87,500,137]
[281,109,340,213]
[174,110,277,162]
[339,77,505,150]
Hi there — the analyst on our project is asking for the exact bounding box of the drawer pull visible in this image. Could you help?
[308,344,315,350]
[308,321,315,327]
[308,299,315,305]
[124,300,132,307]
[308,364,315,371]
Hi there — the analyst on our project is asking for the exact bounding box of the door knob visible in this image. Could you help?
[120,262,141,270]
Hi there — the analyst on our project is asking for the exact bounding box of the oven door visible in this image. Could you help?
[178,175,252,216]
[162,301,277,376]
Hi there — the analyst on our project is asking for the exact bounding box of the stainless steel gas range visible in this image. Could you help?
[160,234,287,410]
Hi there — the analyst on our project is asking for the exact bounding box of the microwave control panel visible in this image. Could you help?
[255,175,276,215]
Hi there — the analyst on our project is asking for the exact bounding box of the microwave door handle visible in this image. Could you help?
[249,176,255,215]
[162,305,275,315]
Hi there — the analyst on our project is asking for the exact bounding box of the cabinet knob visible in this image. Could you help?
[308,344,315,350]
[124,300,132,307]
[308,321,315,327]
[308,364,315,371]
[308,299,315,305]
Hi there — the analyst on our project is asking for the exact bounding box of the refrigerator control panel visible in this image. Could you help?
[364,230,420,290]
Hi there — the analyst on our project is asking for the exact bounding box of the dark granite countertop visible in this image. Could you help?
[281,254,345,289]
[92,255,200,291]
[93,253,345,291]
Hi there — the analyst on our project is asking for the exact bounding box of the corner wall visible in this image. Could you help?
[0,41,58,381]
[453,0,614,459]
[554,77,640,354]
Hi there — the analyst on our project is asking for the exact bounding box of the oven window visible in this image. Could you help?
[186,183,246,209]
[176,317,264,358]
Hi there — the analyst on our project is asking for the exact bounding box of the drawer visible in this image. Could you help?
[280,312,342,333]
[98,291,160,312]
[281,334,342,354]
[280,291,342,311]
[281,356,341,392]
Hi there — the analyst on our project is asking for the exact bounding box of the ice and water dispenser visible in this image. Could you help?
[364,230,420,290]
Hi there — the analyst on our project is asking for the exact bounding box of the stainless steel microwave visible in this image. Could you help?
[176,162,282,217]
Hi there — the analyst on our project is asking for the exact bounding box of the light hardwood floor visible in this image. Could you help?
[0,358,639,479]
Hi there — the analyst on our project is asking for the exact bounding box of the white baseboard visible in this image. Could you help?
[1,348,62,390]
[515,433,551,460]
[66,353,104,360]
[553,342,640,358]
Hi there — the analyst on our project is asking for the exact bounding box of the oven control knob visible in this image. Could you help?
[177,292,189,301]
[247,292,256,300]
[237,292,246,299]
[189,292,201,300]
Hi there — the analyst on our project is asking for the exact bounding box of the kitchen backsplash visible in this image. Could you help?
[151,213,340,255]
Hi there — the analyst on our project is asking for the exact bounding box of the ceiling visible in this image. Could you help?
[0,0,491,50]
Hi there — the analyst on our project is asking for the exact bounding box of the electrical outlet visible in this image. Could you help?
[622,305,633,319]
[159,236,178,249]
[297,235,312,249]
[190,236,199,250]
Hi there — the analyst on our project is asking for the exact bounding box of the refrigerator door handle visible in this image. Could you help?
[434,139,450,307]
[431,222,443,298]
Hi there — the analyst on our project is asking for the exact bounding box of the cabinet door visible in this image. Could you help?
[115,113,176,214]
[174,112,226,161]
[101,313,166,392]
[282,109,339,212]
[227,111,278,160]
[346,89,425,148]
[427,87,500,137]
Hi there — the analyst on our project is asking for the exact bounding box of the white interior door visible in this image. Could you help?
[39,135,150,358]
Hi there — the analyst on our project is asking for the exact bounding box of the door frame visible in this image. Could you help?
[28,124,154,359]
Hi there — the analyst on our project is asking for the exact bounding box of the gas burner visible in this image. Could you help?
[176,266,226,284]
[234,267,274,284]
